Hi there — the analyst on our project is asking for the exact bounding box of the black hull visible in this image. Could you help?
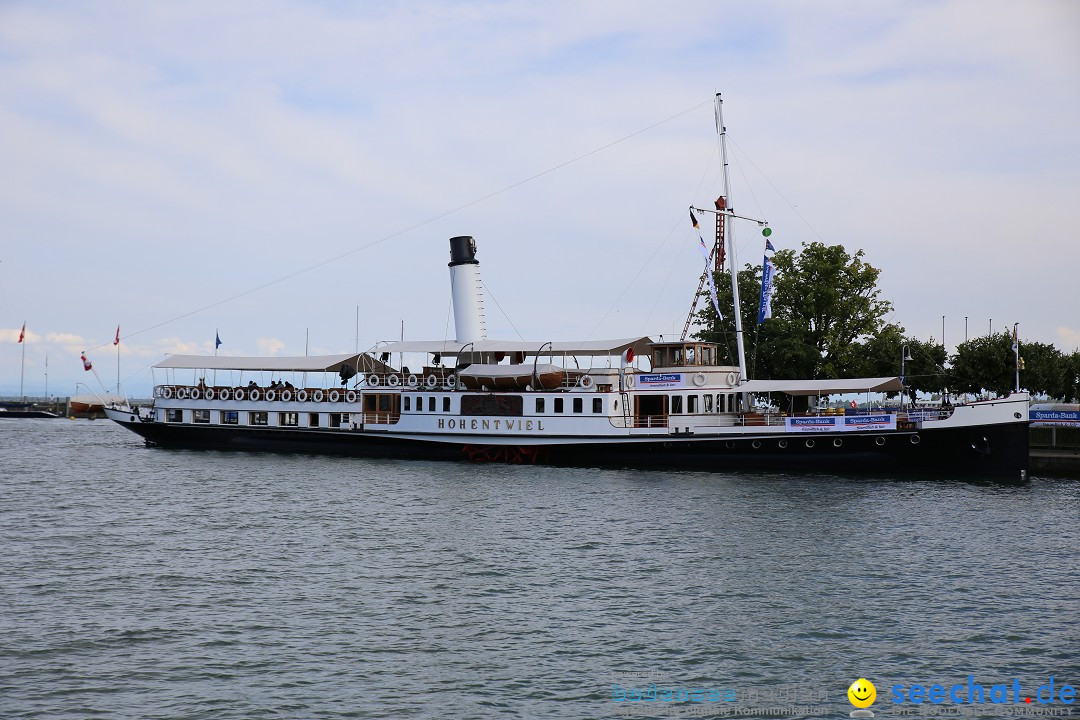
[108,414,1029,478]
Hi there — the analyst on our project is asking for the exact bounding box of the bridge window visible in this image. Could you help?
[688,395,698,413]
[671,396,683,414]
[703,394,713,413]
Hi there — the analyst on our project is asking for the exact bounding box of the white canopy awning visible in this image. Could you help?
[154,353,377,373]
[738,377,904,396]
[377,337,653,358]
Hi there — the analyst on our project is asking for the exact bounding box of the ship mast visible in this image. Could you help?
[717,94,748,381]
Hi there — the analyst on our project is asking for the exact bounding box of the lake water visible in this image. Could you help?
[1,419,1077,719]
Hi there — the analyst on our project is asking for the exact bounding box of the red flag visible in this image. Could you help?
[18,322,25,343]
[114,325,120,346]
[81,352,93,371]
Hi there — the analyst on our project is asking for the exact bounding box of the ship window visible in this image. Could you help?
[222,410,239,425]
[279,412,298,427]
[572,397,582,413]
[671,396,683,414]
[403,397,411,411]
[364,395,377,411]
[308,413,319,427]
[592,398,602,414]
[166,409,183,423]
[379,395,392,412]
[688,395,698,413]
[703,394,713,413]
[554,397,564,413]
[249,411,268,426]
[329,413,342,428]
[428,397,436,412]
[416,396,423,411]
[536,397,545,413]
[442,397,450,412]
[192,409,210,423]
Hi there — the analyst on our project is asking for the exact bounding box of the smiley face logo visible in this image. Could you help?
[848,678,876,708]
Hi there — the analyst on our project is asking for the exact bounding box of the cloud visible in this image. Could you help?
[256,337,285,356]
[1,327,37,344]
[1056,327,1080,352]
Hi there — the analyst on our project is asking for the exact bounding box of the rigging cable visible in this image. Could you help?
[88,98,715,354]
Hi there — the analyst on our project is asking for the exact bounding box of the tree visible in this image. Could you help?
[694,241,896,380]
[948,332,1067,397]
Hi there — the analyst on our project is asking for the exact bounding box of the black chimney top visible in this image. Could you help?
[448,236,478,267]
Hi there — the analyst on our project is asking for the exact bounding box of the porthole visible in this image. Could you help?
[875,436,885,447]
[778,439,788,449]
[805,439,816,448]
[1014,412,1022,419]
[752,440,762,449]
[724,441,735,450]
[833,438,843,448]
[910,435,921,445]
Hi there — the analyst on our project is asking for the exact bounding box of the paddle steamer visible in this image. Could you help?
[105,233,1028,477]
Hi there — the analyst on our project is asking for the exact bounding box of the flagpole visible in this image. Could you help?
[116,338,120,395]
[45,354,48,398]
[20,330,26,402]
[1013,323,1020,393]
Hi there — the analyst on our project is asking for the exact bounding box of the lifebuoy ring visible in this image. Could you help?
[265,389,276,401]
[297,389,308,402]
[205,388,216,401]
[387,374,400,387]
[407,374,418,387]
[177,387,189,399]
[190,388,202,400]
[368,375,380,388]
[426,374,438,388]
[234,388,245,401]
[725,372,738,386]
[447,375,457,389]
[162,387,173,399]
[345,390,358,403]
[624,374,635,388]
[579,375,593,389]
[692,373,707,387]
[281,390,292,401]
[249,388,261,401]
[328,390,341,402]
[313,390,324,402]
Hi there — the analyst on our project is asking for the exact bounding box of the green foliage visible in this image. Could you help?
[950,334,1076,399]
[694,241,898,381]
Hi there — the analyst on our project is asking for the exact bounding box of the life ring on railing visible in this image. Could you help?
[426,374,438,388]
[249,388,261,401]
[447,375,457,389]
[265,389,276,401]
[205,389,216,401]
[162,387,173,399]
[329,390,341,402]
[346,390,358,403]
[190,388,202,400]
[281,390,292,401]
[579,375,593,389]
[624,373,635,389]
[725,372,738,386]
[297,389,308,402]
[387,374,400,387]
[177,387,189,399]
[313,389,324,402]
[692,373,707,387]
[234,388,245,401]
[368,374,381,388]
[407,374,418,387]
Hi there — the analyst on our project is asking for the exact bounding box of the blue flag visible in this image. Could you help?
[757,255,774,324]
[765,238,775,252]
[215,331,222,349]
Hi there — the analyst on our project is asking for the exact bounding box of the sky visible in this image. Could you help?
[1,0,1078,397]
